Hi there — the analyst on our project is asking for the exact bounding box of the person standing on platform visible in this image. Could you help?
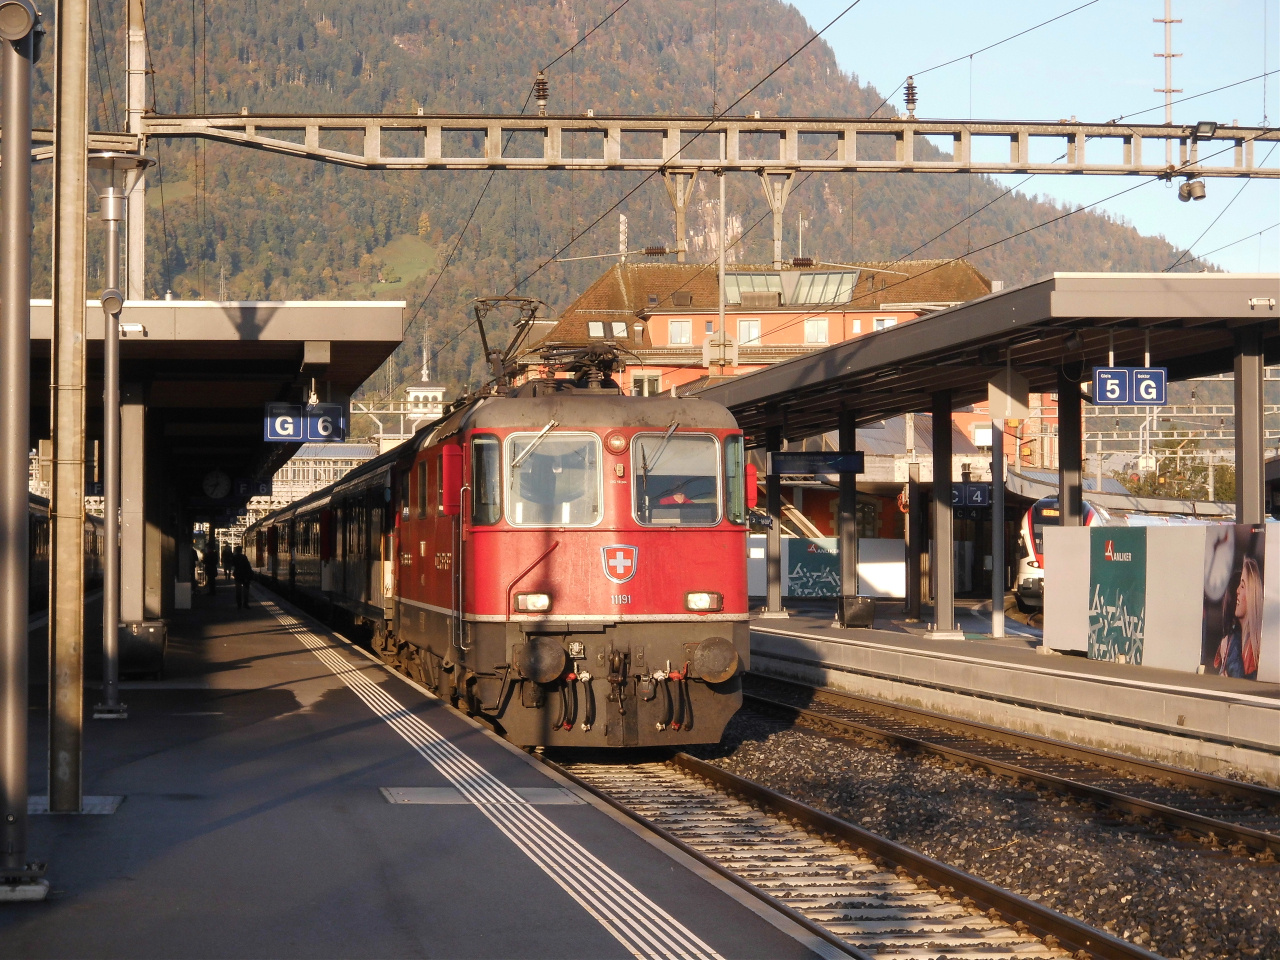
[203,548,218,595]
[221,541,234,579]
[232,548,254,610]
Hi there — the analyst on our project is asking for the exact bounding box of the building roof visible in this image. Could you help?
[287,443,379,461]
[696,272,1280,445]
[536,260,992,348]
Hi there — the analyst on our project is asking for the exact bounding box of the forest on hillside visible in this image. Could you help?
[29,0,1202,399]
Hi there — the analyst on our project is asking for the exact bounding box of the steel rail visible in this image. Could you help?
[746,684,1280,858]
[541,755,870,960]
[667,753,1161,960]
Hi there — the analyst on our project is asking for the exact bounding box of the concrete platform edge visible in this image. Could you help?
[271,592,846,959]
[751,635,1280,785]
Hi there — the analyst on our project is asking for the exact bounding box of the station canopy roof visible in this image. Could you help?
[696,273,1280,446]
[31,298,405,512]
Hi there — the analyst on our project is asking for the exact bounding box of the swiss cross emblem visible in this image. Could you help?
[601,544,638,584]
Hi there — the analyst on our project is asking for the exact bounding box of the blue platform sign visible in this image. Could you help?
[304,403,347,442]
[264,403,303,441]
[1133,368,1167,405]
[965,482,991,506]
[1092,367,1167,406]
[1093,368,1130,405]
[768,452,864,475]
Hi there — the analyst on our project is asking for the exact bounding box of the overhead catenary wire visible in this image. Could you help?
[1183,221,1278,262]
[865,1,1100,119]
[141,6,174,296]
[1166,141,1279,271]
[410,0,870,382]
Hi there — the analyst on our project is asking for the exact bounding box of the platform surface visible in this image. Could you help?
[5,586,830,960]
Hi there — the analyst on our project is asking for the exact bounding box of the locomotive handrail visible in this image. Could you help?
[505,541,560,617]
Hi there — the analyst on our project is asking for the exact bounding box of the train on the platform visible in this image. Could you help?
[246,368,754,747]
[28,492,105,611]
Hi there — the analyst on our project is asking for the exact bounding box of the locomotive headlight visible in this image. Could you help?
[685,591,723,612]
[605,432,629,454]
[515,592,552,612]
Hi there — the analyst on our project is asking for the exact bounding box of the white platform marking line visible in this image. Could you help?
[263,602,724,960]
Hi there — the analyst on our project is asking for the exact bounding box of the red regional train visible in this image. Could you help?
[246,370,756,747]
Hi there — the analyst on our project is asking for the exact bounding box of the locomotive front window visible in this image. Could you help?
[633,433,721,526]
[505,433,601,526]
[471,435,501,525]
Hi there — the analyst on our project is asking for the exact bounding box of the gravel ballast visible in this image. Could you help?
[688,708,1280,960]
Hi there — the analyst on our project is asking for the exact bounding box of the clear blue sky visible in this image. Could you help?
[788,0,1279,273]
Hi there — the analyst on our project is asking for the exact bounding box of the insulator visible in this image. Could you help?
[791,256,813,268]
[904,76,918,118]
[643,245,668,257]
[534,71,549,116]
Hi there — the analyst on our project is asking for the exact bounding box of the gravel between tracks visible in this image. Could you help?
[687,709,1280,960]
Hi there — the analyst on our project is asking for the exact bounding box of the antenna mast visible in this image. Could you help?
[1153,0,1182,165]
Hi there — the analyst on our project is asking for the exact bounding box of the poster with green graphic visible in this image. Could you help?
[1088,527,1146,664]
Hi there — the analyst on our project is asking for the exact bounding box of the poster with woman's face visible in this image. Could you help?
[1202,525,1266,680]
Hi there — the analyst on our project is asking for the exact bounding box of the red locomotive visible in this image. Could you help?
[246,355,755,746]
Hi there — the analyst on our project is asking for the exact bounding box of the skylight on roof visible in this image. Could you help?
[724,273,783,305]
[792,271,858,305]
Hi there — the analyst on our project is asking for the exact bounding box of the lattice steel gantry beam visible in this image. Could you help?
[133,114,1279,176]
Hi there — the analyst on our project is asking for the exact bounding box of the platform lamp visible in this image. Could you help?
[0,0,44,901]
[87,151,155,722]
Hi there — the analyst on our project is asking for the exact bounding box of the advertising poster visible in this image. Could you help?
[786,539,840,597]
[1088,527,1146,664]
[1202,525,1266,680]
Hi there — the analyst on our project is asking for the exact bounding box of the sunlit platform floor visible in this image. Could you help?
[5,586,828,960]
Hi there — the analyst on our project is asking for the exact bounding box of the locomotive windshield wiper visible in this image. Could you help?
[512,419,559,470]
[639,421,680,516]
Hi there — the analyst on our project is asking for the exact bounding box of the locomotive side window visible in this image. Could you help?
[505,432,601,527]
[416,460,427,518]
[471,435,501,525]
[724,435,747,525]
[633,433,721,526]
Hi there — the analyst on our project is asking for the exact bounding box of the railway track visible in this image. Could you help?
[745,675,1280,861]
[551,753,1161,960]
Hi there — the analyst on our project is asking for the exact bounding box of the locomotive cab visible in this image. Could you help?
[388,389,750,747]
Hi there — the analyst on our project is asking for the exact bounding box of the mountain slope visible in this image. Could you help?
[38,0,1196,397]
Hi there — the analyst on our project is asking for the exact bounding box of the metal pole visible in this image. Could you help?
[990,420,1005,638]
[838,408,860,626]
[928,391,960,637]
[1234,326,1265,524]
[1059,370,1083,526]
[905,461,922,621]
[0,15,40,893]
[50,0,91,814]
[763,424,787,617]
[125,0,147,298]
[95,186,126,719]
[717,165,725,367]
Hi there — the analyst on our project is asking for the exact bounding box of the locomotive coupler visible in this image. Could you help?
[606,649,628,715]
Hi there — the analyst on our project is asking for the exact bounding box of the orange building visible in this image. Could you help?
[533,259,994,396]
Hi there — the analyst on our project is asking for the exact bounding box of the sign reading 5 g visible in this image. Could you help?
[1091,367,1167,406]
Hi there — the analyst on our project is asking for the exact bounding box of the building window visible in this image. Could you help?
[873,316,896,331]
[804,318,829,344]
[587,321,605,338]
[610,321,628,338]
[723,273,783,305]
[738,319,760,344]
[793,271,857,305]
[632,375,661,397]
[669,319,691,344]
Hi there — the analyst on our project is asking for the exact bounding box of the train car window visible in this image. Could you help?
[724,435,747,525]
[633,433,721,526]
[471,435,501,525]
[416,460,427,518]
[505,433,601,526]
[399,470,410,520]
